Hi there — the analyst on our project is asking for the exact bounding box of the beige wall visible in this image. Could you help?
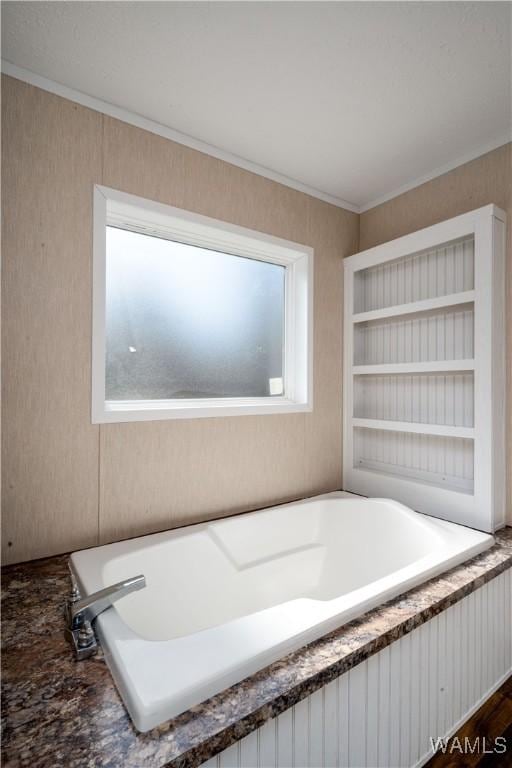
[1,76,359,564]
[360,143,512,524]
[2,75,510,566]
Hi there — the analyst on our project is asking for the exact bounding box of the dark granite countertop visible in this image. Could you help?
[2,528,512,768]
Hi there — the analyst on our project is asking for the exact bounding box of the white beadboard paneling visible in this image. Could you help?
[308,689,324,768]
[323,680,339,768]
[353,373,474,427]
[210,568,512,767]
[259,719,278,768]
[240,730,258,767]
[418,625,430,764]
[202,758,219,768]
[426,616,438,753]
[398,632,411,767]
[353,428,474,494]
[348,662,367,767]
[366,654,379,768]
[353,306,474,366]
[339,667,350,767]
[293,698,310,768]
[450,601,462,732]
[220,741,241,768]
[482,582,491,694]
[437,610,447,741]
[353,236,474,314]
[465,593,475,711]
[277,706,293,768]
[475,586,484,709]
[377,645,391,767]
[388,640,401,768]
[409,628,421,768]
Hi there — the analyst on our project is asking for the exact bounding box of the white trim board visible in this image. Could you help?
[2,59,510,215]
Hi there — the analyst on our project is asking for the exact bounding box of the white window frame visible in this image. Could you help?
[92,185,313,423]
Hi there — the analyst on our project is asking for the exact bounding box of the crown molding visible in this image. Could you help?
[1,60,359,213]
[3,59,510,216]
[359,134,512,213]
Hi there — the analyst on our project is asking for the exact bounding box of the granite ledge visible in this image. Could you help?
[1,528,511,768]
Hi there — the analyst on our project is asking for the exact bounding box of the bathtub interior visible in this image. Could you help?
[102,497,443,641]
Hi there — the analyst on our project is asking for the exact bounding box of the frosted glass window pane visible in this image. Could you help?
[105,227,285,400]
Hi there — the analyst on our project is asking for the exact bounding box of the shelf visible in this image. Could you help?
[352,360,475,375]
[352,290,475,324]
[352,418,474,439]
[344,205,505,530]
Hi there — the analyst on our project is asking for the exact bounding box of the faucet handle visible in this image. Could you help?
[77,620,95,649]
[65,568,146,660]
[67,583,81,604]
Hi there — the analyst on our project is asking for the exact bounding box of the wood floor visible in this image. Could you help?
[426,676,512,767]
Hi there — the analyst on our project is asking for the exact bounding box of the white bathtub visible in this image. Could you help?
[70,492,493,732]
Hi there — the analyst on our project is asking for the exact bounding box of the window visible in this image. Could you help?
[105,228,286,400]
[92,186,313,422]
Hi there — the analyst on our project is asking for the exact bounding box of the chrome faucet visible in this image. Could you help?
[65,567,146,660]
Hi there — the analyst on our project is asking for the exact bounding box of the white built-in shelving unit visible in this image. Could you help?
[343,205,506,532]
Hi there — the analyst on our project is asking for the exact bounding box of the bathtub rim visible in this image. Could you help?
[69,491,494,731]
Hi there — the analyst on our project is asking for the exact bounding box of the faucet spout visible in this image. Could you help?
[66,574,146,631]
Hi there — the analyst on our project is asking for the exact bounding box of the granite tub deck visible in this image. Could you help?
[2,529,512,768]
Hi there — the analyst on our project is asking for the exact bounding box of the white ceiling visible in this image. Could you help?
[2,1,511,211]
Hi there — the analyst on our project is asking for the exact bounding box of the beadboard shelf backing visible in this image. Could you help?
[344,205,506,532]
[353,304,474,366]
[353,372,474,427]
[353,235,474,314]
[353,428,474,495]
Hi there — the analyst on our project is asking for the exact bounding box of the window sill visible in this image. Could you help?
[92,397,313,423]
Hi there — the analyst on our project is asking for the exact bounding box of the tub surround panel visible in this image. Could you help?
[1,75,102,564]
[305,198,357,492]
[99,415,309,544]
[2,528,511,767]
[1,74,359,564]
